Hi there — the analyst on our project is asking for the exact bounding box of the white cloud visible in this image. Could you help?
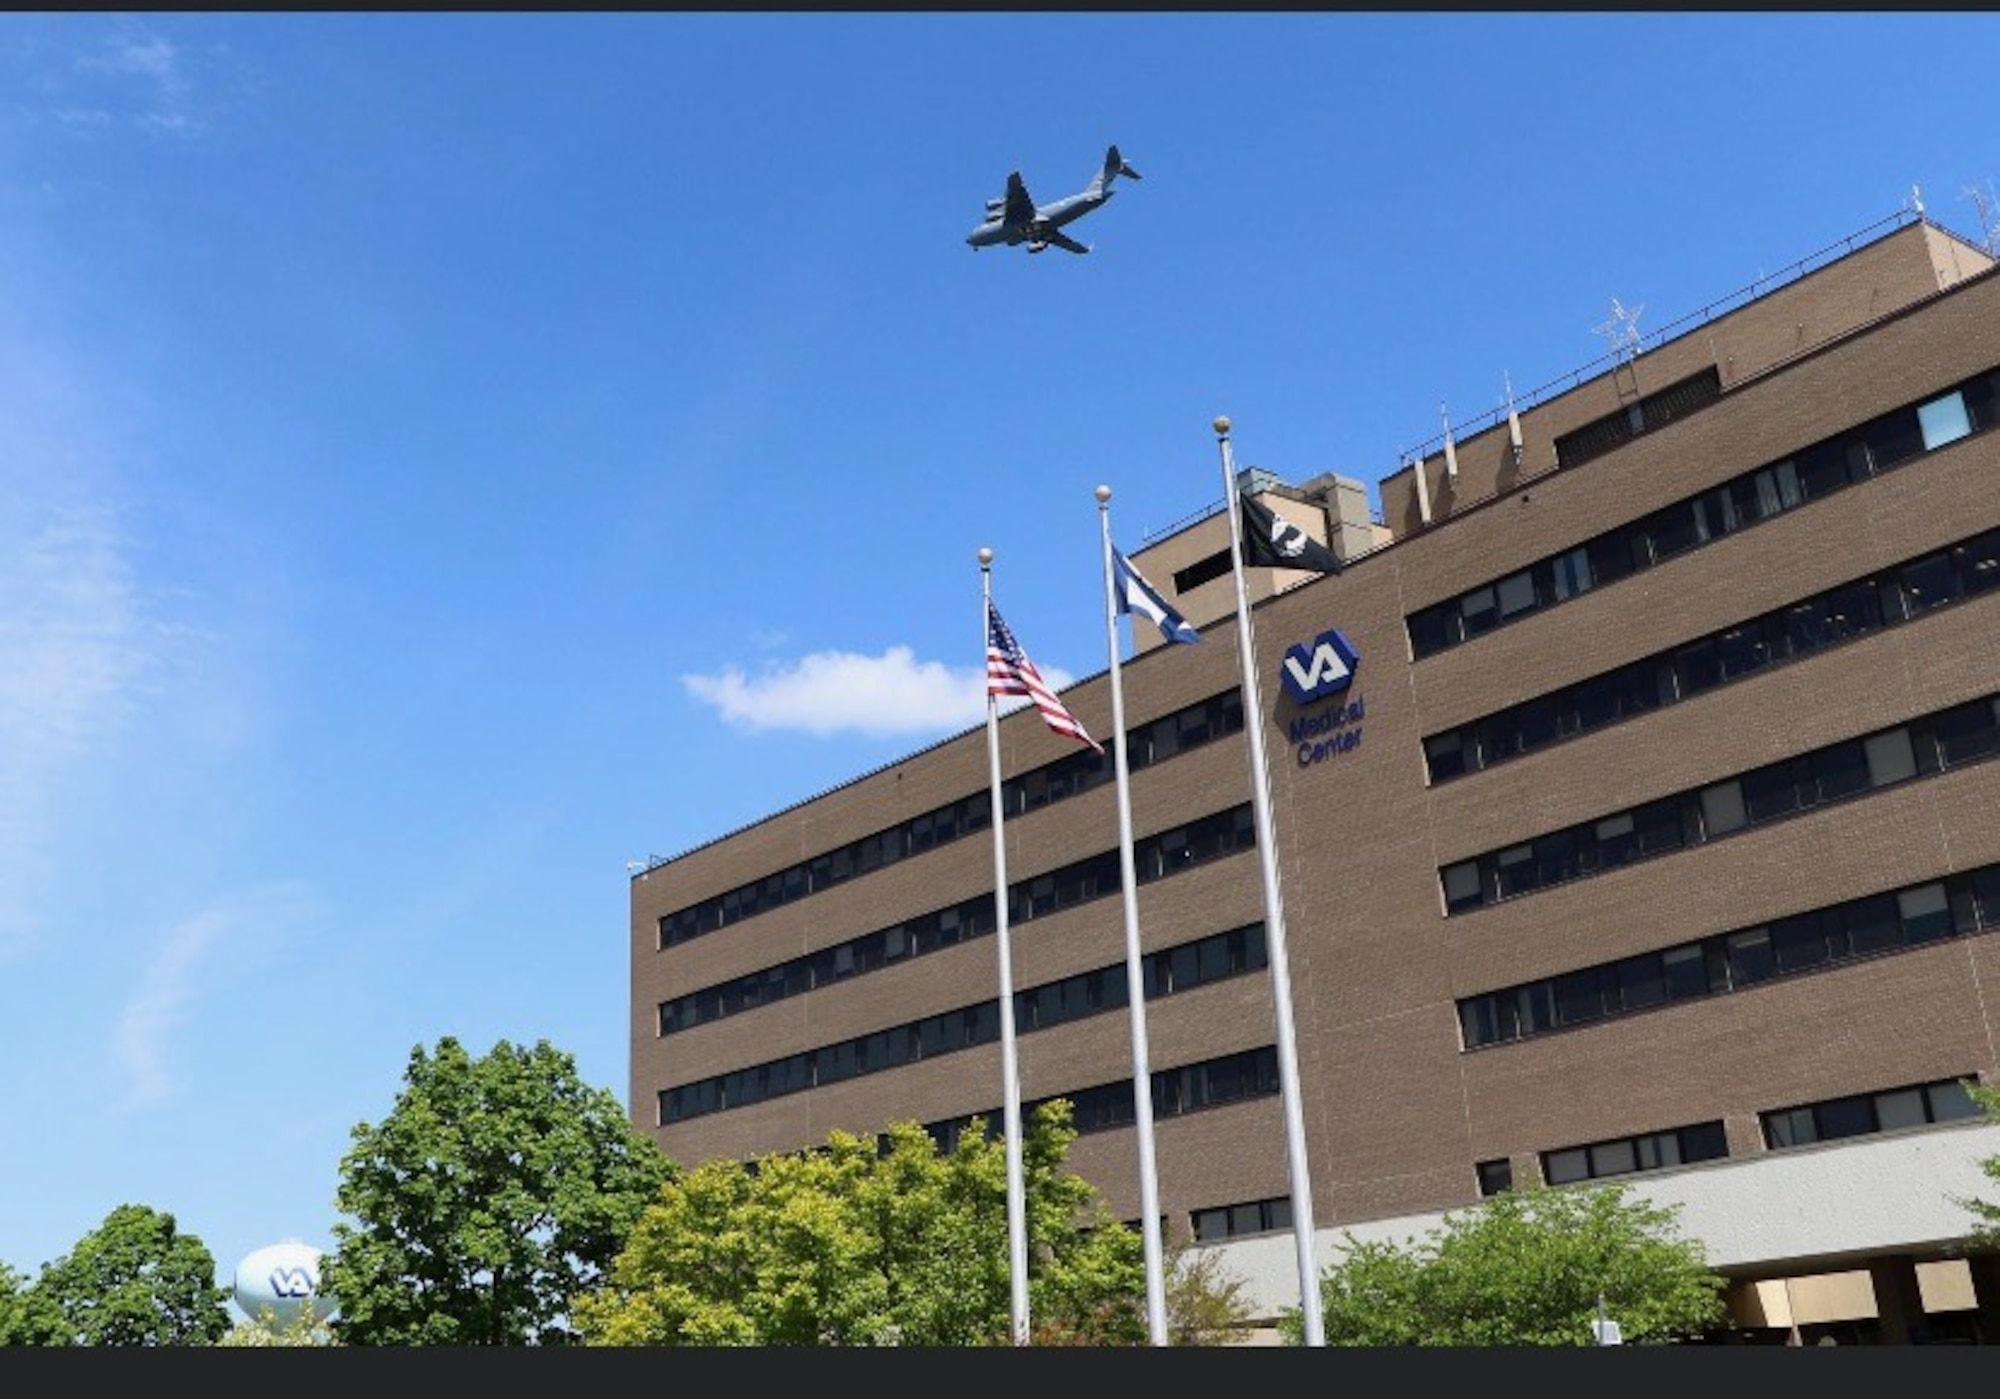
[109,904,231,1112]
[39,23,204,136]
[91,34,180,87]
[108,883,319,1114]
[683,646,1071,738]
[0,506,147,754]
[0,290,217,960]
[0,501,172,954]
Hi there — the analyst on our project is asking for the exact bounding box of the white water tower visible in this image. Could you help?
[232,1239,335,1327]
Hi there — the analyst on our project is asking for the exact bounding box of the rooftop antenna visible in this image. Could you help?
[1964,180,2000,255]
[1504,372,1524,468]
[1911,183,1926,218]
[1593,297,1645,363]
[1438,402,1459,479]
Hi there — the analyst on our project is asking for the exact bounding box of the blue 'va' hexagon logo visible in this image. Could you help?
[1279,628,1359,704]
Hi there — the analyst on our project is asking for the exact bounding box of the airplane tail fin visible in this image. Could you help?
[1089,144,1142,196]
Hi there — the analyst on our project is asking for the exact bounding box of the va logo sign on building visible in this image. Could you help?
[1279,628,1359,704]
[1281,627,1364,770]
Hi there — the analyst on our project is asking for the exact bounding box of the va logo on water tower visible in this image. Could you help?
[1279,627,1359,704]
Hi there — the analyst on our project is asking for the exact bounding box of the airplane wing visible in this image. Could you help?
[1040,228,1091,255]
[1003,171,1035,227]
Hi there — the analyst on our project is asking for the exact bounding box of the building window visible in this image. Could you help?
[1550,368,1725,470]
[1152,1047,1281,1121]
[657,689,1246,947]
[1541,1122,1728,1186]
[1422,523,2000,785]
[1406,363,2000,661]
[1441,860,1484,914]
[1191,1196,1293,1243]
[1172,549,1233,594]
[661,804,1254,1037]
[1762,1077,1983,1149]
[658,923,1270,1123]
[1475,1159,1514,1197]
[1456,859,2000,1050]
[1551,547,1593,601]
[1438,691,2000,914]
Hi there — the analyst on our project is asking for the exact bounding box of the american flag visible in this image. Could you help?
[986,601,1101,753]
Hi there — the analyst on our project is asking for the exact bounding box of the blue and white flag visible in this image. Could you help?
[1112,548,1199,645]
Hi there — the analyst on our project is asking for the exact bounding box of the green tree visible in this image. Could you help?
[0,1261,66,1346]
[27,1204,231,1346]
[576,1099,1151,1346]
[321,1035,677,1345]
[217,1302,340,1347]
[1282,1182,1729,1346]
[1954,1077,2000,1249]
[1162,1230,1256,1346]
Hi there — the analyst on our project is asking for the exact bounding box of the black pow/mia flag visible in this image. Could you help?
[1239,491,1343,574]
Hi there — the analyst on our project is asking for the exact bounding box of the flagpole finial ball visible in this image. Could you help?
[1095,485,1111,504]
[1213,416,1231,437]
[979,547,993,566]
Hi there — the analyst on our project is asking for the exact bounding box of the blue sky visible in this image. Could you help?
[3,11,1998,1301]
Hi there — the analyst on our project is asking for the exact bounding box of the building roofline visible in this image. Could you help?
[1391,207,1935,468]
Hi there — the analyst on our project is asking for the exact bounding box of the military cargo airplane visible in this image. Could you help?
[965,145,1142,255]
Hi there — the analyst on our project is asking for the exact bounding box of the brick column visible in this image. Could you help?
[1966,1252,2000,1345]
[1868,1255,1929,1345]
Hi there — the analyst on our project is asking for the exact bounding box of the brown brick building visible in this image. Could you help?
[631,210,2000,1343]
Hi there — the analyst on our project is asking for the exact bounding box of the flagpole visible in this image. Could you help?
[1214,417,1327,1347]
[980,547,1033,1347]
[1095,486,1171,1346]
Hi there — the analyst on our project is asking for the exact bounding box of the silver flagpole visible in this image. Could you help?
[1095,486,1170,1346]
[980,548,1032,1347]
[1213,418,1326,1347]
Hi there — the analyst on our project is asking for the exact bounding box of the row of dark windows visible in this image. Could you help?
[1552,366,1724,469]
[659,920,1268,1123]
[918,1047,1283,1150]
[1543,1120,1729,1189]
[1474,1076,1982,1197]
[660,805,1257,1037]
[1407,364,2000,660]
[1458,861,2000,1050]
[1424,524,2000,784]
[659,690,1244,948]
[1191,1195,1293,1244]
[1764,1076,1979,1148]
[1440,692,2000,915]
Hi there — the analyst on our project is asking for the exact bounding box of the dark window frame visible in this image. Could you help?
[659,689,1247,948]
[1424,524,2000,786]
[1406,364,2000,662]
[1456,864,1999,1052]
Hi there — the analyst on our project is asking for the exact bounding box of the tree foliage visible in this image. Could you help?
[1955,1077,2000,1250]
[26,1203,231,1346]
[0,1261,66,1347]
[321,1035,677,1345]
[1283,1182,1728,1346]
[1162,1231,1257,1346]
[575,1100,1155,1346]
[218,1302,340,1347]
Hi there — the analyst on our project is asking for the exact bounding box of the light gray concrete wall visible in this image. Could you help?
[1203,1121,2000,1324]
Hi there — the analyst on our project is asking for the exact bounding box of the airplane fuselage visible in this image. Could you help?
[966,146,1138,254]
[965,190,1114,249]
